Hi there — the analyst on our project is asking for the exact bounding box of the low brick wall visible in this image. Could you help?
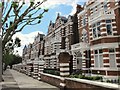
[65,78,118,90]
[40,73,119,90]
[40,73,63,87]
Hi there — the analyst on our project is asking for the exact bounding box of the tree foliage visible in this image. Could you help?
[1,0,48,51]
[5,37,21,54]
[3,53,22,70]
[3,37,21,70]
[9,54,22,68]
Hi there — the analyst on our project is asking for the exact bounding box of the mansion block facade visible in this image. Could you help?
[21,0,120,80]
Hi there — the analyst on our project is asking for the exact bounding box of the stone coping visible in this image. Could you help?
[41,73,64,80]
[66,78,119,89]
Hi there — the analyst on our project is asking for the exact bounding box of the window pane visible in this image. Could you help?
[92,24,96,28]
[106,24,112,35]
[97,22,100,26]
[106,20,111,23]
[99,49,103,53]
[97,26,101,37]
[99,55,103,67]
[83,18,86,25]
[77,59,79,64]
[95,55,99,67]
[109,54,116,67]
[93,28,97,38]
[104,4,107,9]
[95,50,98,54]
[109,48,115,53]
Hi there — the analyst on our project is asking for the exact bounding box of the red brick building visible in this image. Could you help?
[71,0,120,80]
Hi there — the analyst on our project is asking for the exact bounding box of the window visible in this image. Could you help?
[109,48,116,68]
[95,50,98,54]
[94,49,103,68]
[106,20,111,23]
[93,28,97,38]
[83,17,86,25]
[103,1,108,12]
[106,20,113,35]
[81,29,88,43]
[104,3,107,10]
[92,22,101,39]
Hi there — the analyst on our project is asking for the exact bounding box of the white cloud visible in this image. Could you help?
[13,31,44,56]
[41,0,88,15]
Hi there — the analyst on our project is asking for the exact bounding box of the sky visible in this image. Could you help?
[12,0,88,56]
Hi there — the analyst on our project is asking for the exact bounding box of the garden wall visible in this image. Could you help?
[40,73,119,90]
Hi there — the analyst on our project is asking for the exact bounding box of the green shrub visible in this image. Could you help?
[69,74,102,81]
[43,69,60,76]
[93,76,102,80]
[74,74,79,78]
[106,80,111,83]
[87,76,93,80]
[69,75,75,78]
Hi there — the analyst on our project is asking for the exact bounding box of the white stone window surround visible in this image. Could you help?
[105,19,113,36]
[109,48,117,68]
[82,16,86,26]
[81,29,88,43]
[92,21,101,39]
[94,49,103,68]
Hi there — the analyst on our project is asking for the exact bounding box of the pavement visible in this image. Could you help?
[0,69,60,90]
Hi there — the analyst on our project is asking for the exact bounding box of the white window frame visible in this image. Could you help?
[81,29,88,43]
[92,22,101,39]
[94,49,103,68]
[109,48,117,68]
[82,16,86,26]
[106,19,113,36]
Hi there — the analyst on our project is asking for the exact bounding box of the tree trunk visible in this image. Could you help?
[0,38,2,82]
[0,4,2,82]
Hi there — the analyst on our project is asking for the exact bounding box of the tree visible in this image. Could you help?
[9,54,22,69]
[3,37,21,70]
[0,0,48,80]
[3,52,13,70]
[3,53,22,70]
[1,0,48,51]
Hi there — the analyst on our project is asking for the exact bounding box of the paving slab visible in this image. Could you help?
[1,69,59,90]
[2,69,19,90]
[9,69,59,90]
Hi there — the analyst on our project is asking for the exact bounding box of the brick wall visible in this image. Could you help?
[40,73,63,87]
[40,73,118,90]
